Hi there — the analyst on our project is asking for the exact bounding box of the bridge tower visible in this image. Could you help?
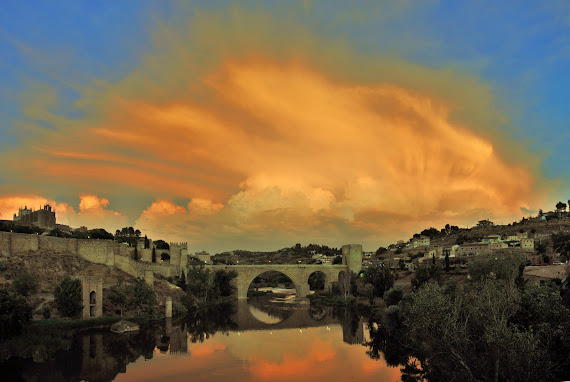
[342,244,362,274]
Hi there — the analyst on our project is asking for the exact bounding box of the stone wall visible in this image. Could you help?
[10,232,39,253]
[39,235,71,253]
[0,231,186,281]
[0,232,11,257]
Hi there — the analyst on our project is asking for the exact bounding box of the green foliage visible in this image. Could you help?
[468,252,526,282]
[42,306,51,319]
[151,247,156,263]
[213,270,237,297]
[552,233,570,261]
[375,247,387,256]
[536,241,548,255]
[308,272,325,291]
[0,286,33,340]
[402,278,570,381]
[332,255,342,265]
[160,252,170,261]
[395,247,403,255]
[361,265,394,298]
[13,272,38,297]
[127,278,156,314]
[114,227,141,246]
[133,247,138,261]
[87,228,113,240]
[107,283,128,316]
[411,264,441,291]
[420,227,440,238]
[177,271,187,291]
[154,240,170,250]
[54,276,83,318]
[383,285,403,306]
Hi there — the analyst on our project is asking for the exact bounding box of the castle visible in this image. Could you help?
[13,204,56,230]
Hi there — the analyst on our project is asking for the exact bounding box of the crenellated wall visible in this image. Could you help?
[0,231,187,281]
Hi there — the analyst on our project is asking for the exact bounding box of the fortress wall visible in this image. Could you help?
[140,248,152,263]
[39,235,70,253]
[0,232,11,257]
[114,254,141,278]
[77,240,113,265]
[11,232,39,253]
[67,238,78,253]
[169,247,181,267]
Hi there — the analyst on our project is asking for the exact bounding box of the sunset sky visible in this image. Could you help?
[1,1,569,253]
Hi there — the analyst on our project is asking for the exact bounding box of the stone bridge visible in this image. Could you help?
[205,244,364,299]
[208,264,348,299]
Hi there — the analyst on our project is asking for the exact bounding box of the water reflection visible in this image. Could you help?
[0,302,403,382]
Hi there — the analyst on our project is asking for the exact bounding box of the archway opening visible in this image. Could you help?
[308,271,326,292]
[89,291,96,317]
[247,271,297,324]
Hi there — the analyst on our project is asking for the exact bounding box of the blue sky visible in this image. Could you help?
[0,1,568,250]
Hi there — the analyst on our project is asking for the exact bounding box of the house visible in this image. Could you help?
[412,235,431,248]
[520,238,535,251]
[482,235,501,243]
[489,242,509,250]
[458,243,491,256]
[477,219,495,227]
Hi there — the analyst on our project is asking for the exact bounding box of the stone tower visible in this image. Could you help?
[342,244,363,274]
[81,276,103,319]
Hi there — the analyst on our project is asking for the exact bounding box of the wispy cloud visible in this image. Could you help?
[0,4,547,250]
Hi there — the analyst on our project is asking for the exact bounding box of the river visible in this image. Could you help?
[0,295,402,381]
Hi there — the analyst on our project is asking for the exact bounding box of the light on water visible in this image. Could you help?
[0,299,402,381]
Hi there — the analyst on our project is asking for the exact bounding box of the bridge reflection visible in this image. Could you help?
[1,302,365,381]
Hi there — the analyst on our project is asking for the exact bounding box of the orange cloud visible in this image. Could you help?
[0,194,127,232]
[0,6,546,250]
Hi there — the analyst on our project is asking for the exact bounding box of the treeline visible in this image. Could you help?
[179,267,237,312]
[362,253,570,381]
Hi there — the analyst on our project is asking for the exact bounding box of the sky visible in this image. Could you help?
[0,1,569,253]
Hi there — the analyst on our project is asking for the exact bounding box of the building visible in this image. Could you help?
[412,236,430,248]
[489,242,509,250]
[520,238,535,251]
[477,219,495,227]
[458,243,491,256]
[13,204,56,230]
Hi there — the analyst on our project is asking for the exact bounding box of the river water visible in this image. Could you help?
[0,295,402,381]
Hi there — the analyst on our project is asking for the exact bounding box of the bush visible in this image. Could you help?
[13,272,38,297]
[42,306,51,319]
[383,285,404,306]
[0,286,33,340]
[54,276,83,318]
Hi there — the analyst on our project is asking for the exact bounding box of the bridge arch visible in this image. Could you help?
[245,269,300,297]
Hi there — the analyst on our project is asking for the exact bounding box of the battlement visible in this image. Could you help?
[169,242,188,248]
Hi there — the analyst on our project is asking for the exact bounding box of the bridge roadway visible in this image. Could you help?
[204,264,348,299]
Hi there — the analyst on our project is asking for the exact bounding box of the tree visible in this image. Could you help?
[362,265,394,298]
[127,278,156,314]
[54,276,83,318]
[152,247,156,263]
[154,240,170,250]
[556,201,567,214]
[552,233,570,261]
[13,272,38,297]
[444,252,450,272]
[332,255,342,265]
[308,272,325,290]
[375,247,387,256]
[133,247,138,261]
[107,283,128,316]
[0,286,32,340]
[383,285,403,306]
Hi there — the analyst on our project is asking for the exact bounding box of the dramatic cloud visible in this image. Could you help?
[0,194,127,232]
[0,5,546,251]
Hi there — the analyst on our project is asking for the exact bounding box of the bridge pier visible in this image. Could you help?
[207,263,358,301]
